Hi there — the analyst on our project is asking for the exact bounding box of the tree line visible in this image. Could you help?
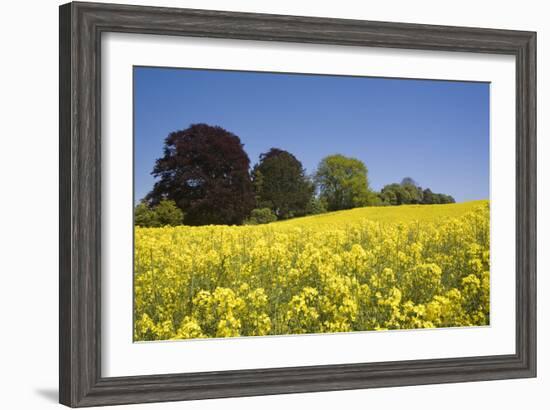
[135,124,455,227]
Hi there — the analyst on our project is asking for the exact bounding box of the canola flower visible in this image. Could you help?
[134,200,490,341]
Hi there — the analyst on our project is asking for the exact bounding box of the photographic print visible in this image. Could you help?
[133,67,490,342]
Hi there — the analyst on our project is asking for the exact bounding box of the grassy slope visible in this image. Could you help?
[273,200,489,227]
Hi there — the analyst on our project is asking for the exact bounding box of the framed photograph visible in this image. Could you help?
[59,2,536,407]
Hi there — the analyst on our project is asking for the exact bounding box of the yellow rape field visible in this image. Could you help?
[134,200,490,341]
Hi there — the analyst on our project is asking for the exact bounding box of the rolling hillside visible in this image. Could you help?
[273,200,489,228]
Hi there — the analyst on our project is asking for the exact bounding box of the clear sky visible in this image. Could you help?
[134,66,489,203]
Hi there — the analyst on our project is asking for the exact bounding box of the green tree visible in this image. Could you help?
[401,177,423,204]
[421,188,435,204]
[365,191,384,206]
[380,183,410,205]
[252,148,314,219]
[305,196,328,215]
[401,177,418,187]
[380,180,456,206]
[154,199,184,226]
[134,199,184,227]
[134,202,157,227]
[244,208,278,225]
[315,154,371,211]
[438,194,456,204]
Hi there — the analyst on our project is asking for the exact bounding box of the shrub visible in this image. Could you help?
[135,202,157,227]
[134,199,184,227]
[245,208,277,225]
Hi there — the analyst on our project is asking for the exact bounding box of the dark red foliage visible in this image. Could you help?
[146,124,255,225]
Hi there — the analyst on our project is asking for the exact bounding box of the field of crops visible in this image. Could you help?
[134,200,490,341]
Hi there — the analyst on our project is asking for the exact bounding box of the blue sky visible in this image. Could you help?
[134,66,489,203]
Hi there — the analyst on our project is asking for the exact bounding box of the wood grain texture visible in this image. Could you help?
[59,1,537,407]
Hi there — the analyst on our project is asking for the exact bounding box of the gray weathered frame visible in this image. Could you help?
[59,1,536,407]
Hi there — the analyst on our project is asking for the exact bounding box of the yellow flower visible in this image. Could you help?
[134,201,490,340]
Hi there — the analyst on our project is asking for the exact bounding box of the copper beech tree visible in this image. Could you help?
[146,124,255,226]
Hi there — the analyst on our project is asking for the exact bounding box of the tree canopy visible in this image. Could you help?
[139,123,459,227]
[315,154,371,211]
[145,124,255,225]
[252,148,314,219]
[244,208,278,225]
[379,179,455,205]
[135,199,184,227]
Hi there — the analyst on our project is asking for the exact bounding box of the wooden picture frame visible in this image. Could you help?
[59,1,536,407]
